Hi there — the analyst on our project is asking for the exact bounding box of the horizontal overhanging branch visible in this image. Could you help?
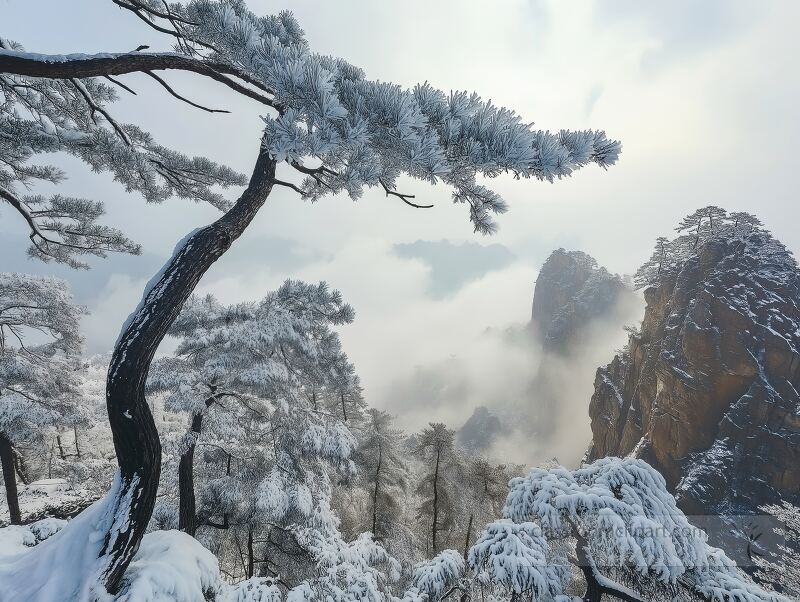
[0,49,281,110]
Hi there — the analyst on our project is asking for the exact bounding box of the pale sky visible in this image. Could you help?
[2,1,799,443]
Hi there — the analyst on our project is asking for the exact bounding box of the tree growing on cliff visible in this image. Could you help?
[634,208,789,289]
[676,205,727,248]
[0,0,620,592]
[633,236,674,289]
[0,273,87,525]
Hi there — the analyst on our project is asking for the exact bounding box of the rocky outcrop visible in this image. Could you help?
[457,406,507,454]
[588,232,800,520]
[531,249,633,352]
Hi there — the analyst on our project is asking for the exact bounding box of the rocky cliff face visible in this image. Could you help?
[588,232,800,519]
[532,249,633,352]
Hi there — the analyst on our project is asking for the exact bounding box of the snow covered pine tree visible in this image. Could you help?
[485,458,789,602]
[146,281,356,539]
[353,409,410,543]
[0,0,620,594]
[0,274,87,525]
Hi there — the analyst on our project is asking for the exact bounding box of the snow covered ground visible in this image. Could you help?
[0,479,98,526]
[0,484,278,602]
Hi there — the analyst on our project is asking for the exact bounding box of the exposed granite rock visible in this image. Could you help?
[588,232,800,521]
[531,249,633,353]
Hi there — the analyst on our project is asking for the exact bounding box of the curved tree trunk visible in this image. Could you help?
[575,531,644,602]
[0,432,21,525]
[100,143,276,593]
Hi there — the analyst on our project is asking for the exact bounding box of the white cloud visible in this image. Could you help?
[81,274,150,353]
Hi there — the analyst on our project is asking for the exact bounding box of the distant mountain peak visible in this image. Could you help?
[531,248,633,352]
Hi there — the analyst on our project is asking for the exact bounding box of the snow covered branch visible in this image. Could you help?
[0,187,141,269]
[0,48,282,109]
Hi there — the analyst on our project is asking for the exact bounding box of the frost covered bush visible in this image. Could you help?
[469,520,569,600]
[409,549,465,601]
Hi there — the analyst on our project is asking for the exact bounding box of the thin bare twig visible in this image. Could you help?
[104,74,137,95]
[271,178,307,196]
[289,161,337,190]
[379,178,433,209]
[144,71,230,113]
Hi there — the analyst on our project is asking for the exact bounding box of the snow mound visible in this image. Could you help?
[115,530,222,602]
[0,475,223,602]
[0,517,66,559]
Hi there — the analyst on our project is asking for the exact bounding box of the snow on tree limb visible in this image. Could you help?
[469,519,569,599]
[498,458,788,602]
[2,1,621,244]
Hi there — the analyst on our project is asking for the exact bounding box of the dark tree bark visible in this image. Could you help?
[575,531,644,602]
[247,526,255,579]
[0,432,21,525]
[74,425,82,459]
[56,434,67,460]
[371,444,382,538]
[340,391,348,422]
[99,143,276,594]
[0,50,279,109]
[13,446,30,485]
[178,412,203,536]
[462,513,474,562]
[178,394,219,536]
[431,446,441,554]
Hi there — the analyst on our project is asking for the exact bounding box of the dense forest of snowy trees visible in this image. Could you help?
[0,1,797,601]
